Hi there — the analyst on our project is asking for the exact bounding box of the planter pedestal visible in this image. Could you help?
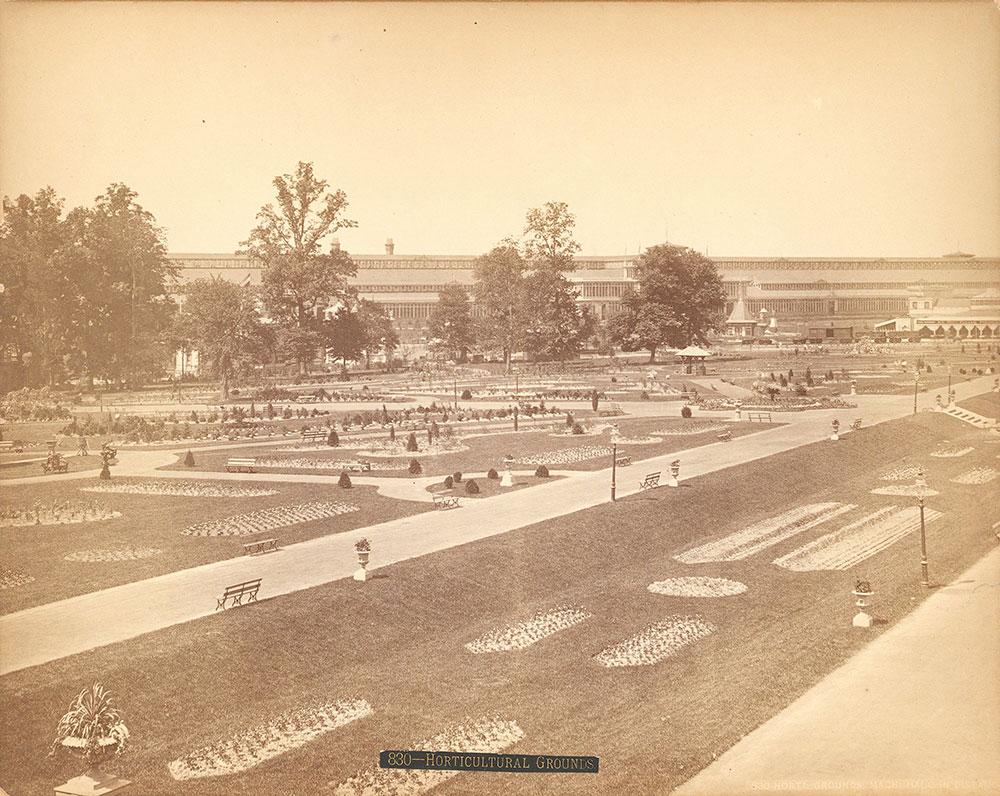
[500,469,513,487]
[353,551,370,582]
[55,768,130,795]
[852,590,874,628]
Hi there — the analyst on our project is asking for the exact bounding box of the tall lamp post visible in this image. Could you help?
[611,443,617,502]
[913,370,919,415]
[947,364,952,406]
[916,468,930,587]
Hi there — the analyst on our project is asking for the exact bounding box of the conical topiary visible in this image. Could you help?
[99,462,111,480]
[535,464,550,478]
[465,479,480,494]
[338,471,352,488]
[327,429,339,447]
[406,432,419,452]
[487,468,499,480]
[184,450,195,466]
[408,458,422,475]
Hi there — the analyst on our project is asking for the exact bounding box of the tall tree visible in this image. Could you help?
[239,162,357,373]
[357,298,399,369]
[182,278,266,399]
[427,283,474,362]
[472,242,527,372]
[521,270,591,361]
[323,303,366,373]
[609,244,726,362]
[523,201,581,272]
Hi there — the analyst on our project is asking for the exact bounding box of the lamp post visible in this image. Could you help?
[611,442,617,502]
[913,370,919,415]
[947,364,952,406]
[916,468,930,587]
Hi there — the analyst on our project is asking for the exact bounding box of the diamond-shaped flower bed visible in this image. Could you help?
[64,547,162,562]
[514,446,612,466]
[647,577,747,597]
[773,506,943,571]
[674,503,853,563]
[879,465,924,482]
[870,484,940,497]
[653,422,728,436]
[465,607,591,653]
[950,468,998,485]
[181,501,360,537]
[594,616,715,667]
[929,445,973,458]
[332,714,524,796]
[0,501,121,528]
[169,698,372,781]
[0,568,35,589]
[82,479,277,498]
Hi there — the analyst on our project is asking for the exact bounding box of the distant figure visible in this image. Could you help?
[77,436,89,457]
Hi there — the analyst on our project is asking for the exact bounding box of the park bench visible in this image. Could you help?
[302,430,328,443]
[717,431,733,442]
[225,457,256,473]
[746,412,772,423]
[639,472,661,491]
[851,418,863,431]
[295,395,320,403]
[598,403,625,417]
[42,454,69,474]
[433,493,461,509]
[615,454,632,467]
[337,460,372,472]
[243,538,279,556]
[0,441,25,454]
[215,578,262,610]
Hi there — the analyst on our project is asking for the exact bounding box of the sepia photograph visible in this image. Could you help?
[0,2,998,795]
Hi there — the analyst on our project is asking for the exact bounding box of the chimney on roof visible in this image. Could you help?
[331,237,340,251]
[385,238,395,255]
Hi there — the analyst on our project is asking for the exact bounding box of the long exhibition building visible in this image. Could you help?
[167,244,1000,347]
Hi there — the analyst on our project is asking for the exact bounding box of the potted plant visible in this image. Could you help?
[50,682,131,794]
[353,537,371,582]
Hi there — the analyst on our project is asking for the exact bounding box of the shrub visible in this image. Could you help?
[406,432,419,452]
[565,412,574,427]
[641,390,650,400]
[389,425,395,442]
[487,468,499,479]
[408,458,422,475]
[681,406,693,418]
[453,471,463,483]
[465,479,479,494]
[430,422,440,440]
[183,450,195,466]
[461,389,472,400]
[794,383,808,396]
[338,471,352,488]
[535,464,550,478]
[99,463,111,480]
[354,537,370,552]
[571,422,585,434]
[444,476,454,488]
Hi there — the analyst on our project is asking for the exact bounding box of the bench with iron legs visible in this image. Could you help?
[433,493,461,509]
[615,455,632,467]
[0,441,25,454]
[243,538,279,556]
[639,472,661,491]
[851,418,863,431]
[598,403,625,417]
[302,430,328,443]
[225,457,256,473]
[42,454,69,474]
[717,431,733,442]
[216,578,262,610]
[335,460,372,472]
[746,412,772,423]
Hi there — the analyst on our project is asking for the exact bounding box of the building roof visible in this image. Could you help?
[726,298,755,324]
[676,345,712,358]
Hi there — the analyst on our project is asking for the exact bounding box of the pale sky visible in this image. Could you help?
[1,2,998,258]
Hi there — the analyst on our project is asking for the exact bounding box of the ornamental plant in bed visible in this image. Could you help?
[82,479,277,498]
[594,616,715,667]
[516,445,612,466]
[181,501,360,537]
[647,577,748,598]
[465,607,592,653]
[0,501,120,528]
[950,467,998,485]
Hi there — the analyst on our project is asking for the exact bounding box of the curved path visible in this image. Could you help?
[0,376,995,676]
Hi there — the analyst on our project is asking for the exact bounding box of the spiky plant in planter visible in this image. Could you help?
[50,683,130,791]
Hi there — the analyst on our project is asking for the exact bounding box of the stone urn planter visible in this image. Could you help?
[56,737,130,795]
[354,538,371,582]
[668,460,680,488]
[51,683,130,796]
[852,580,874,628]
[830,419,840,441]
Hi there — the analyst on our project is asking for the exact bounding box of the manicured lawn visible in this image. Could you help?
[0,478,429,615]
[1,412,996,795]
[957,391,999,419]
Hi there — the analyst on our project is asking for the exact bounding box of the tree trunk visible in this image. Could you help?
[221,371,230,401]
[648,347,657,364]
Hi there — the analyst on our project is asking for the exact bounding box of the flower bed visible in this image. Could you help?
[169,698,373,781]
[549,423,612,438]
[879,465,924,482]
[773,506,943,571]
[255,457,366,470]
[64,547,162,562]
[950,468,998,485]
[647,577,748,598]
[674,503,853,563]
[0,501,121,528]
[0,568,35,589]
[929,446,974,458]
[332,714,524,796]
[181,502,360,537]
[870,484,939,497]
[465,607,591,653]
[610,434,661,445]
[652,422,728,436]
[82,479,277,498]
[594,616,715,667]
[514,446,613,466]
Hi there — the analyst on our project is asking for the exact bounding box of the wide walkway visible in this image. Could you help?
[675,543,1000,796]
[0,376,993,676]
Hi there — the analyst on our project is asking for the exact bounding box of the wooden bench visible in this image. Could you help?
[746,412,772,423]
[0,441,24,454]
[216,578,262,610]
[851,418,863,431]
[598,403,625,417]
[243,538,279,556]
[225,457,256,473]
[717,431,733,442]
[302,430,328,443]
[433,493,461,509]
[42,455,69,474]
[615,454,632,467]
[639,472,661,490]
[337,460,372,472]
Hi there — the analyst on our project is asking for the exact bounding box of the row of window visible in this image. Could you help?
[743,298,907,315]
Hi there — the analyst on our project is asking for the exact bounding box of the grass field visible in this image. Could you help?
[1,411,996,795]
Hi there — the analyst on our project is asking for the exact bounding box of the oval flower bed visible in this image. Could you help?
[465,607,591,653]
[870,484,940,497]
[515,446,613,466]
[950,467,998,485]
[674,503,853,564]
[181,501,360,537]
[929,445,974,458]
[64,547,162,562]
[82,479,278,498]
[594,616,715,667]
[773,506,943,571]
[0,567,35,589]
[169,698,373,781]
[0,501,121,528]
[332,714,524,796]
[647,577,747,598]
